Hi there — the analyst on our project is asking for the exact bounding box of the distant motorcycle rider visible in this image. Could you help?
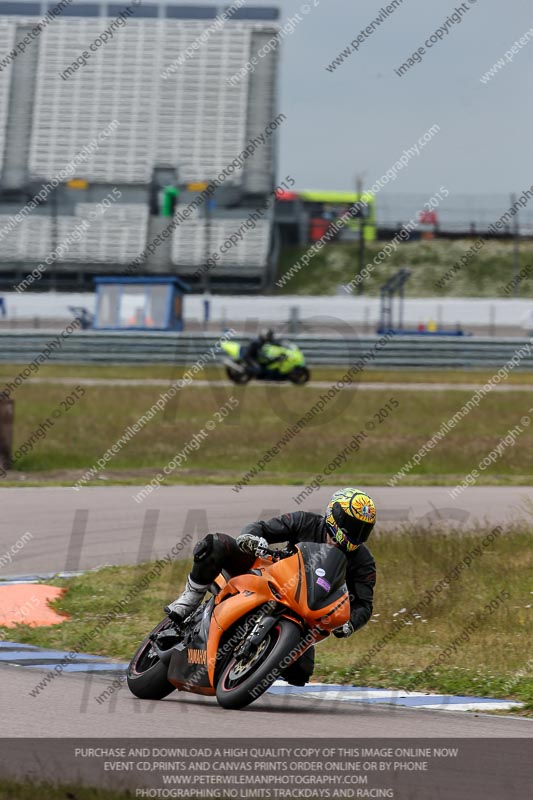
[165,488,377,686]
[244,329,280,376]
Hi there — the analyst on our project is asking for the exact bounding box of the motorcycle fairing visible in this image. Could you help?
[221,339,306,379]
[259,343,304,375]
[205,545,350,684]
[167,598,215,693]
[297,542,348,611]
[206,576,282,685]
[221,341,242,360]
[260,545,350,626]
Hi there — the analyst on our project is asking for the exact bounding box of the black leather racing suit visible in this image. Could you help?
[189,511,377,685]
[244,338,265,375]
[241,511,376,632]
[244,337,281,376]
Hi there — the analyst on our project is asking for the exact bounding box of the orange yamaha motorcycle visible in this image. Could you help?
[127,542,349,710]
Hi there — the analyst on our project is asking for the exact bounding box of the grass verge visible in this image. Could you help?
[3,528,531,713]
[274,238,533,297]
[0,782,134,800]
[2,373,533,486]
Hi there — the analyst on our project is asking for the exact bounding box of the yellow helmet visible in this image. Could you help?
[325,488,376,552]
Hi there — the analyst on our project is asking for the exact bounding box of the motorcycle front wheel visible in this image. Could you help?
[289,366,310,384]
[216,618,302,710]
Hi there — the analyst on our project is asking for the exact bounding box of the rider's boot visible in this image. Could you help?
[164,577,208,624]
[245,359,262,377]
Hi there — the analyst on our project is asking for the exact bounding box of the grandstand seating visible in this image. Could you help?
[0,4,279,290]
[0,214,51,261]
[63,203,149,263]
[157,25,251,183]
[171,212,271,273]
[31,21,157,183]
[0,204,148,264]
[0,22,15,176]
[30,20,253,185]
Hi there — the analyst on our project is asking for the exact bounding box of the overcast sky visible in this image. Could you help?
[119,0,531,195]
[262,0,532,196]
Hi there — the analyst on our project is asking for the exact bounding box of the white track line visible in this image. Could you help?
[18,378,533,391]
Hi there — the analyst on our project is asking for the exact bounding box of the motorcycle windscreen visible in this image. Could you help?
[297,542,347,611]
[167,598,214,689]
[222,341,242,360]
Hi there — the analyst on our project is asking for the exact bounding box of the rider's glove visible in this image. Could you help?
[236,534,269,556]
[333,621,355,639]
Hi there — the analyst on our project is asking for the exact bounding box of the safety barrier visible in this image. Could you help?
[1,331,533,370]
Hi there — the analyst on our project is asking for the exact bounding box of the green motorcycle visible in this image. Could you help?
[221,340,311,385]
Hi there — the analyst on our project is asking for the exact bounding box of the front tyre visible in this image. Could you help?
[216,618,302,710]
[226,366,251,385]
[289,366,310,385]
[127,618,178,700]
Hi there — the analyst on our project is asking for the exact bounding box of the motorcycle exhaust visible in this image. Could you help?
[149,634,180,665]
[221,357,246,374]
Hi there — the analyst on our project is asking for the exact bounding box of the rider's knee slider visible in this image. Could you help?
[193,534,214,562]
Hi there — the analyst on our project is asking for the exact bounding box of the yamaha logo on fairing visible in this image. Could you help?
[188,649,207,665]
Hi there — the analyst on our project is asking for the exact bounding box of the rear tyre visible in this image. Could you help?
[226,366,251,384]
[127,618,179,700]
[216,618,302,710]
[289,366,310,385]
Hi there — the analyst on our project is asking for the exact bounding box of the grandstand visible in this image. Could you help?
[0,0,281,292]
[172,213,271,274]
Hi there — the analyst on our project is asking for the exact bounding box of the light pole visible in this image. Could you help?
[511,193,520,296]
[356,175,366,295]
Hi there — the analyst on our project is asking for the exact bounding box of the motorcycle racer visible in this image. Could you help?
[222,336,309,385]
[244,329,281,376]
[165,488,377,685]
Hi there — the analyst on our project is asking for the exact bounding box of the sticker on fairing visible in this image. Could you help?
[317,577,331,591]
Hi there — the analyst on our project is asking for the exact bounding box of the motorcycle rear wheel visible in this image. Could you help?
[216,618,301,710]
[127,617,178,700]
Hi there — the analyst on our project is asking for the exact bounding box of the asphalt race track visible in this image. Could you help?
[1,663,532,739]
[1,485,533,578]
